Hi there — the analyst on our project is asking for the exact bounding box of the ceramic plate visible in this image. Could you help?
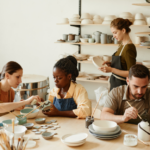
[61,139,86,146]
[89,130,121,139]
[89,124,121,135]
[62,133,88,143]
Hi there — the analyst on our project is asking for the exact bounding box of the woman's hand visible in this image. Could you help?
[99,66,112,73]
[102,61,111,67]
[42,104,60,116]
[26,95,42,105]
[15,100,25,111]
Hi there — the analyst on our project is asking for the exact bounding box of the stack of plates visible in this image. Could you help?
[89,124,122,140]
[61,133,88,146]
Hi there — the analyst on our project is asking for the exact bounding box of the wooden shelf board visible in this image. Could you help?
[77,77,108,84]
[57,23,150,27]
[135,32,150,35]
[132,3,150,6]
[55,42,150,48]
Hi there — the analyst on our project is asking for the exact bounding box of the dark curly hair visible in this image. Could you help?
[110,18,132,33]
[54,55,79,82]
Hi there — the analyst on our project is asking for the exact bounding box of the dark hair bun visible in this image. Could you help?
[111,18,132,33]
[66,55,77,67]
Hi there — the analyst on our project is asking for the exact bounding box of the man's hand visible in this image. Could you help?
[122,107,138,122]
[42,104,60,117]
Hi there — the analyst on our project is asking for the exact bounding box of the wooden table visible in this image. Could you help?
[0,111,149,150]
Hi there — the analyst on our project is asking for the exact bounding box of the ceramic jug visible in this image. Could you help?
[138,121,150,142]
[93,31,101,36]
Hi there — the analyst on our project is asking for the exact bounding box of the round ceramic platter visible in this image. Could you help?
[89,124,121,135]
[61,139,86,146]
[62,133,88,143]
[89,131,121,140]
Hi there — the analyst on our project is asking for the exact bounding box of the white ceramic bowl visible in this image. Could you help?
[93,15,101,19]
[60,18,69,24]
[133,20,147,25]
[119,12,132,18]
[70,21,81,24]
[69,18,82,22]
[92,56,103,68]
[80,38,88,43]
[135,13,145,20]
[20,108,39,119]
[81,13,90,19]
[92,120,117,132]
[2,119,19,126]
[104,15,116,21]
[93,18,103,24]
[81,19,93,24]
[102,55,112,62]
[142,60,150,66]
[72,14,80,18]
[5,125,27,139]
[102,20,112,25]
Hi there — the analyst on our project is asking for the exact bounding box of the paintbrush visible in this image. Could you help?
[16,138,21,150]
[12,119,15,150]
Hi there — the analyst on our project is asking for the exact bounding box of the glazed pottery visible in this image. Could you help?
[68,34,75,41]
[42,132,56,140]
[35,118,46,124]
[16,115,27,125]
[2,119,19,126]
[88,38,94,43]
[23,123,34,129]
[62,34,68,41]
[101,33,107,44]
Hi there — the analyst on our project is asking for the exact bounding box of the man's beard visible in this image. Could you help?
[129,88,144,100]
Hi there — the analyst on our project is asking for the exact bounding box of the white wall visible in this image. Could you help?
[0,0,150,100]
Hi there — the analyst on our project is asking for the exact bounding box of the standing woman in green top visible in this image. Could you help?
[99,18,137,91]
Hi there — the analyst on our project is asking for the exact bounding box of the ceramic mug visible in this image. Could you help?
[75,35,80,42]
[68,34,75,41]
[101,33,107,44]
[88,38,94,43]
[84,34,90,38]
[93,31,101,36]
[62,34,68,41]
[135,36,144,44]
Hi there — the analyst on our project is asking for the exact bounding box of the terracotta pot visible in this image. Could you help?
[68,34,75,41]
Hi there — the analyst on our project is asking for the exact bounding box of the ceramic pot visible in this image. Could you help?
[93,31,101,36]
[101,33,107,44]
[75,35,80,42]
[83,34,90,38]
[88,38,94,43]
[68,34,75,41]
[62,34,68,41]
[107,35,113,43]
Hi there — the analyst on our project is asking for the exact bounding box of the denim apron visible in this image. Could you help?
[110,43,128,91]
[53,97,77,111]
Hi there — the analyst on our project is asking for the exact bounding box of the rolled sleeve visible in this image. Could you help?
[73,87,91,119]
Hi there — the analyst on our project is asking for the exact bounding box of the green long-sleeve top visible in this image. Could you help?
[114,44,137,70]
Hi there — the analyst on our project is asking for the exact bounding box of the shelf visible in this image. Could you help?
[77,77,108,84]
[132,3,150,6]
[55,42,150,48]
[135,32,150,35]
[57,23,150,27]
[55,42,119,46]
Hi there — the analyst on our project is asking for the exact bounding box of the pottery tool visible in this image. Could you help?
[22,101,46,118]
[126,101,142,120]
[0,105,18,117]
[91,93,103,118]
[12,119,15,150]
[16,138,21,150]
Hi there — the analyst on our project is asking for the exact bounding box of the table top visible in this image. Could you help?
[0,111,150,150]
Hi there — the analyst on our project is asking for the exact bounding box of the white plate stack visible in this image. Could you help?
[69,14,81,24]
[61,133,88,147]
[134,13,147,25]
[102,15,116,25]
[119,12,134,23]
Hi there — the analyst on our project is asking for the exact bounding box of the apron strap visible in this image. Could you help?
[112,74,126,81]
[119,39,130,56]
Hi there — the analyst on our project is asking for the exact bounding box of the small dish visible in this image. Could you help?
[51,120,57,123]
[2,119,19,126]
[124,134,137,146]
[33,126,40,129]
[46,121,52,124]
[35,131,41,134]
[23,123,34,129]
[42,132,56,140]
[47,125,53,128]
[16,115,27,125]
[35,118,46,124]
[32,129,38,132]
[40,129,46,133]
